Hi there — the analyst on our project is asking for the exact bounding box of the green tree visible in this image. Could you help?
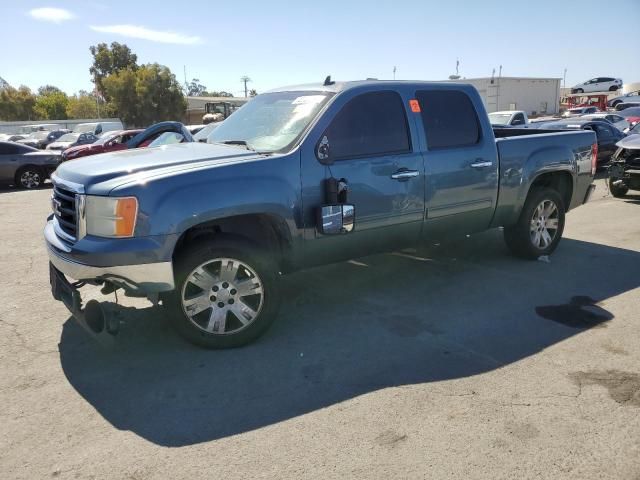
[207,91,234,98]
[34,91,69,119]
[66,93,99,119]
[89,42,138,98]
[0,85,37,120]
[103,63,186,126]
[186,78,208,96]
[38,85,62,96]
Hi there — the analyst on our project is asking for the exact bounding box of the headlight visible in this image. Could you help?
[85,196,138,238]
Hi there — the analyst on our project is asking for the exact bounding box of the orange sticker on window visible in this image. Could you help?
[409,99,421,113]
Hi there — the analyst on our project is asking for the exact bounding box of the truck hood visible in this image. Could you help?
[54,142,264,192]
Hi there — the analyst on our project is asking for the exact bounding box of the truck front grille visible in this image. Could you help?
[52,184,77,239]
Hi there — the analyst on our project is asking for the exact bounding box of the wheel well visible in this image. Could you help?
[530,171,573,209]
[172,214,293,271]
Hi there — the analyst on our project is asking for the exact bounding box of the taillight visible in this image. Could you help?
[591,143,598,176]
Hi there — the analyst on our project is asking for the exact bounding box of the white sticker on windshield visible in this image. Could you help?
[292,95,325,105]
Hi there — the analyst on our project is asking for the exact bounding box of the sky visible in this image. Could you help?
[1,0,639,96]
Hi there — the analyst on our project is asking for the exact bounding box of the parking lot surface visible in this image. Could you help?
[1,178,639,480]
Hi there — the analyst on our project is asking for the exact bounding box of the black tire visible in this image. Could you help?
[573,88,583,94]
[608,86,618,92]
[611,100,622,108]
[165,236,281,348]
[15,166,43,189]
[608,178,629,198]
[504,187,566,260]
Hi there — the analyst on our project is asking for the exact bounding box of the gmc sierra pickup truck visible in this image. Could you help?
[46,79,597,348]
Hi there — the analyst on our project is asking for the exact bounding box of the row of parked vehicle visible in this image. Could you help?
[0,121,208,189]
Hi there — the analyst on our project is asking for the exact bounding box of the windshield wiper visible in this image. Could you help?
[218,140,255,151]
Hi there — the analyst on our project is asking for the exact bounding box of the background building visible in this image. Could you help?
[452,77,561,116]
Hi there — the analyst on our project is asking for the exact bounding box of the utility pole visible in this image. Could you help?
[240,76,251,98]
[563,68,567,89]
[393,66,396,80]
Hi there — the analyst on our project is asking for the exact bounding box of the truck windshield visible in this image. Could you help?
[208,91,333,153]
[488,113,513,125]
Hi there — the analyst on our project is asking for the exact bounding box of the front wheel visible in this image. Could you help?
[15,167,43,189]
[608,178,629,198]
[504,188,566,259]
[165,237,281,348]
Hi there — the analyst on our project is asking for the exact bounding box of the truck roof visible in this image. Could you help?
[266,79,474,94]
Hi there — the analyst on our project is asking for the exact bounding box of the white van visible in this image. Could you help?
[73,121,123,136]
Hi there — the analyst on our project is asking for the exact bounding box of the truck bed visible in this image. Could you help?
[490,128,596,228]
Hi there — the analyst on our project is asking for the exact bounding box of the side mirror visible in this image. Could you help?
[317,204,355,235]
[511,119,524,126]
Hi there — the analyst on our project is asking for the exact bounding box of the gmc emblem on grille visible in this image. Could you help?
[52,198,62,216]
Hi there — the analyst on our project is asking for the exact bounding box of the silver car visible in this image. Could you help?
[0,142,61,189]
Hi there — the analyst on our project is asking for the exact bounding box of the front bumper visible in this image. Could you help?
[45,219,175,293]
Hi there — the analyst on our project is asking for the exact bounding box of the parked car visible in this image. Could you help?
[46,132,98,152]
[0,141,61,189]
[607,91,640,108]
[73,121,123,136]
[62,123,192,161]
[615,102,640,112]
[580,113,630,131]
[125,121,194,148]
[17,129,71,149]
[488,110,529,126]
[562,106,599,117]
[618,107,640,129]
[62,130,143,161]
[571,77,622,93]
[0,133,28,142]
[607,135,640,197]
[534,119,625,164]
[46,80,597,348]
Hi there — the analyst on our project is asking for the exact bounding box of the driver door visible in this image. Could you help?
[300,90,425,266]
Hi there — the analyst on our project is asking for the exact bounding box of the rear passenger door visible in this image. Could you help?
[415,89,499,238]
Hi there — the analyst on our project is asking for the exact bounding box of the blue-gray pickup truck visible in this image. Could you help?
[46,79,597,348]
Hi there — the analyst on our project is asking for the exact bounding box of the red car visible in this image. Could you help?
[619,107,640,130]
[62,129,143,161]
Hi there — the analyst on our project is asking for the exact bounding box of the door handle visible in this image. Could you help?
[470,160,493,168]
[390,169,419,180]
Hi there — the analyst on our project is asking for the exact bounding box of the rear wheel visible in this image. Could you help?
[504,187,565,259]
[608,86,618,92]
[608,178,629,198]
[573,88,584,94]
[166,236,280,348]
[15,167,43,189]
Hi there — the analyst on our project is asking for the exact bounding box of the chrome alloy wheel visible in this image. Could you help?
[181,257,264,335]
[20,170,41,189]
[529,199,559,249]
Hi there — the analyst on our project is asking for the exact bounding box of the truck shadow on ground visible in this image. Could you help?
[58,230,639,447]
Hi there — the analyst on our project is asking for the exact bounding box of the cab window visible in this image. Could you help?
[416,90,481,149]
[325,91,410,160]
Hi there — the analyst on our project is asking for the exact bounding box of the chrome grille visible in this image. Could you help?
[52,184,77,239]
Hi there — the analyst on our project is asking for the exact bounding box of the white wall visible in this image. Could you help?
[459,78,561,115]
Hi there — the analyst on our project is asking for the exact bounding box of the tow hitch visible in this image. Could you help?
[50,263,119,346]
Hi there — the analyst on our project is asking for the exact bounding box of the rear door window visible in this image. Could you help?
[326,91,411,160]
[416,90,480,149]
